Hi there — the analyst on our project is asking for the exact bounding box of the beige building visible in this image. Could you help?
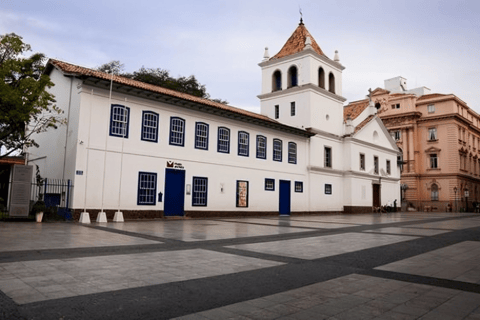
[345,77,479,212]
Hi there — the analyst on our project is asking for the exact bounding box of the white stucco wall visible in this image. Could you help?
[72,86,309,212]
[27,68,81,183]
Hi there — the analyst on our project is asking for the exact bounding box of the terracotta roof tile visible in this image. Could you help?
[271,23,324,60]
[344,99,369,121]
[0,157,25,165]
[354,115,375,134]
[47,59,278,124]
[417,93,447,101]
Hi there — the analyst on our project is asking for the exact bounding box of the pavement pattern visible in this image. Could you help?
[0,212,479,319]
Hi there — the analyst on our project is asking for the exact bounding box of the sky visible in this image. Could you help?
[2,0,480,113]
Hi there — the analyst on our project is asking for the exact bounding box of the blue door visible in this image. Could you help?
[279,180,291,215]
[164,169,185,216]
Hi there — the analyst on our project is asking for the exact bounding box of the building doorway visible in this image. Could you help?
[164,169,185,216]
[373,183,381,207]
[279,180,291,215]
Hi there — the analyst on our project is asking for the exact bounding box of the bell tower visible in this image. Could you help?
[258,20,347,135]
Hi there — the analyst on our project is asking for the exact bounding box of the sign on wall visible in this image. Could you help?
[166,161,185,170]
[9,165,33,217]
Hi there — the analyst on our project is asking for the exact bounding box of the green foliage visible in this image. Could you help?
[96,61,228,104]
[0,33,64,158]
[32,200,46,213]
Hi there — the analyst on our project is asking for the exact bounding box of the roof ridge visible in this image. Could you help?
[270,23,324,60]
[47,58,278,124]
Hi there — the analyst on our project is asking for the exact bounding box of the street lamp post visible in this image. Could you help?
[465,187,469,212]
[454,187,457,213]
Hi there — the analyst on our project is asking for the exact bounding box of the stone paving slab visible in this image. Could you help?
[376,241,480,284]
[0,223,160,252]
[101,220,312,241]
[226,233,418,260]
[0,249,283,304]
[362,227,449,236]
[172,274,480,320]
[402,218,480,230]
[217,217,360,229]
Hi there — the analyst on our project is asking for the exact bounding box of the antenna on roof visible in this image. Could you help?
[299,7,304,25]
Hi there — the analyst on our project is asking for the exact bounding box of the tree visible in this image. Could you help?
[96,61,228,104]
[0,33,63,158]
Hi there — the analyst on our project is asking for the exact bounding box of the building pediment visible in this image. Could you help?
[425,146,441,153]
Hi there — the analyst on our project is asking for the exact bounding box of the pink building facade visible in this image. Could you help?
[345,77,479,212]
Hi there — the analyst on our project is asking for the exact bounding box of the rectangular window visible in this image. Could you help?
[265,178,275,191]
[325,184,332,195]
[428,104,435,113]
[256,135,267,159]
[386,160,391,175]
[195,122,209,150]
[238,131,249,156]
[374,156,379,174]
[288,142,297,164]
[192,177,208,206]
[274,105,279,119]
[295,181,303,193]
[273,139,282,162]
[428,128,437,141]
[137,172,156,205]
[110,105,130,138]
[236,180,249,207]
[393,130,401,141]
[141,111,158,142]
[360,153,365,171]
[430,154,438,169]
[217,127,230,153]
[391,104,400,109]
[324,147,332,168]
[169,117,185,146]
[291,102,296,116]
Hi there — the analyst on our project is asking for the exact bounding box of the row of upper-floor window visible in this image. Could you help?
[138,172,304,206]
[323,146,392,175]
[271,66,335,94]
[274,102,296,119]
[458,127,480,151]
[391,128,438,142]
[109,104,298,163]
[358,153,391,175]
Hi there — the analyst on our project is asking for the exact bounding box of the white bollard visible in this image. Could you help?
[79,212,91,224]
[96,211,108,223]
[113,211,124,222]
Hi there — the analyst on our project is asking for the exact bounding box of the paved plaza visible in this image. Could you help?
[1,212,480,319]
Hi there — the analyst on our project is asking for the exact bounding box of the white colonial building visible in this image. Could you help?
[29,20,400,221]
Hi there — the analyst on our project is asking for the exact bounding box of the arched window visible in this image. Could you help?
[318,67,325,89]
[431,184,439,201]
[329,73,335,94]
[288,66,298,88]
[272,70,282,92]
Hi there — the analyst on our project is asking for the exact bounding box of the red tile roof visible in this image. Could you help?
[47,59,278,124]
[344,99,369,121]
[0,157,25,165]
[271,22,325,60]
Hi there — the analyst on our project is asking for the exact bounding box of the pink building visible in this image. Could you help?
[345,77,479,212]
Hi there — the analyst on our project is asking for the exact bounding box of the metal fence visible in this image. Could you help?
[1,179,73,219]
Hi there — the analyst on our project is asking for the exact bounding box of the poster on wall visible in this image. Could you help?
[236,180,248,207]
